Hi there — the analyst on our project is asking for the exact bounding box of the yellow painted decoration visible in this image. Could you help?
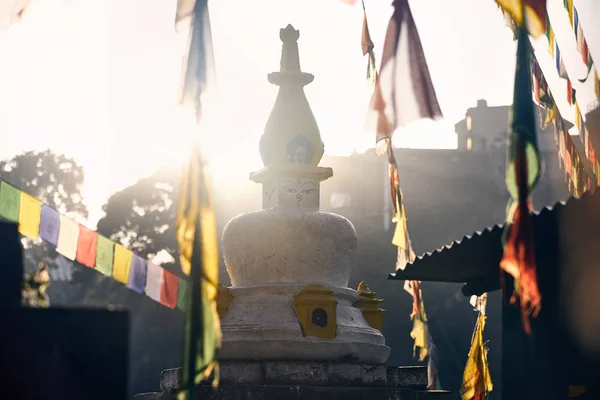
[293,285,337,339]
[112,243,132,284]
[354,281,385,332]
[216,283,233,318]
[18,192,41,238]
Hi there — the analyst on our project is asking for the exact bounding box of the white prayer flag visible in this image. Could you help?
[56,215,79,261]
[145,262,163,303]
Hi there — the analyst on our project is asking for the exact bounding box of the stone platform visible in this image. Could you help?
[134,362,452,400]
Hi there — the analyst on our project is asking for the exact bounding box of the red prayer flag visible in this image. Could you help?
[76,225,98,268]
[160,269,180,309]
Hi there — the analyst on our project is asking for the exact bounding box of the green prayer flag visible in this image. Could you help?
[506,25,541,200]
[95,235,114,276]
[178,278,189,311]
[0,181,21,222]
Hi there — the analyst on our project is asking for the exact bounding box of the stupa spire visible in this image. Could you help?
[259,24,325,167]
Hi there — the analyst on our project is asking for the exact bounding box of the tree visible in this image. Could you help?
[0,149,87,217]
[0,150,88,275]
[97,168,179,261]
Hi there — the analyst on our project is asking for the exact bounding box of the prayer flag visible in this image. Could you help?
[177,145,221,399]
[39,205,60,246]
[76,225,98,268]
[113,244,132,284]
[460,314,493,400]
[495,0,547,39]
[56,215,79,261]
[501,25,542,335]
[176,0,215,122]
[595,70,599,99]
[361,9,376,84]
[95,235,114,276]
[127,254,147,294]
[18,191,41,238]
[565,0,573,27]
[178,278,189,311]
[0,181,21,222]
[160,268,179,309]
[546,22,554,58]
[365,0,442,144]
[145,262,163,303]
[405,280,429,361]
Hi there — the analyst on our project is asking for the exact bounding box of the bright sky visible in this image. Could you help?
[0,0,598,226]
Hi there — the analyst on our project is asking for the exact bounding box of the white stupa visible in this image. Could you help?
[218,24,390,364]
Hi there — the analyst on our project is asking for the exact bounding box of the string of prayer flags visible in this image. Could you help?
[76,225,98,268]
[56,215,80,261]
[0,180,21,222]
[0,179,186,310]
[495,0,547,39]
[460,294,493,400]
[500,25,542,335]
[366,0,442,143]
[175,0,215,122]
[113,243,133,285]
[145,262,163,303]
[18,192,41,238]
[39,205,60,246]
[360,1,377,85]
[127,254,148,294]
[568,4,595,82]
[95,235,114,276]
[177,145,221,398]
[160,268,179,309]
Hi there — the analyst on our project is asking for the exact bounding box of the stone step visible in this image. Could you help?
[135,386,453,400]
[159,363,428,390]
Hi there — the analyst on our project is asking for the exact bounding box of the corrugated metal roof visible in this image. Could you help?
[388,190,597,284]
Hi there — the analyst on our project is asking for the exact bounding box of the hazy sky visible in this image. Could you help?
[0,0,597,225]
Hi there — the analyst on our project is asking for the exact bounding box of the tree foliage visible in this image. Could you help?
[97,169,179,261]
[0,149,87,218]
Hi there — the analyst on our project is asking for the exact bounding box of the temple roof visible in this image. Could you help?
[388,189,600,294]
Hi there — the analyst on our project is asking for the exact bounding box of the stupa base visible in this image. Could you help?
[134,362,452,400]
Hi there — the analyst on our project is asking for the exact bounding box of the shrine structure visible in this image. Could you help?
[135,25,451,400]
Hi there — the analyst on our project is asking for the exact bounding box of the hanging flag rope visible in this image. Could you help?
[0,179,187,310]
[360,0,377,85]
[500,21,542,335]
[176,0,216,122]
[177,145,221,399]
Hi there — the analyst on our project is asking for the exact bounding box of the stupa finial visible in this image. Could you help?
[279,24,301,73]
[257,24,326,169]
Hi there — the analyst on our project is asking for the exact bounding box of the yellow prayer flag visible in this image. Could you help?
[410,317,429,361]
[547,25,555,57]
[18,192,42,238]
[595,70,599,99]
[461,315,493,400]
[496,0,547,39]
[113,244,132,284]
[567,0,574,27]
[575,102,581,132]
